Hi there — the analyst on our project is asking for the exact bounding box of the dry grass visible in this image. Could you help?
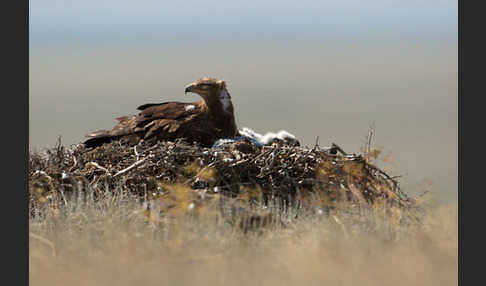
[29,136,456,285]
[29,187,457,286]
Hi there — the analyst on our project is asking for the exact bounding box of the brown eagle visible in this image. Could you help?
[83,77,238,148]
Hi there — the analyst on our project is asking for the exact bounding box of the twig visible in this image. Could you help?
[367,126,374,156]
[58,188,68,207]
[140,144,162,155]
[367,163,398,186]
[86,162,110,174]
[230,159,249,167]
[313,136,320,151]
[69,155,77,172]
[113,157,148,177]
[252,148,273,162]
[134,146,139,160]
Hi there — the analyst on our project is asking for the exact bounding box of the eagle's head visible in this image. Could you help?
[185,77,233,114]
[185,77,226,95]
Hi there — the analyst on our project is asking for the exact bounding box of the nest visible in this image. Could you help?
[29,136,419,219]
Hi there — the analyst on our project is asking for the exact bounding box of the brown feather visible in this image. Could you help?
[83,78,239,148]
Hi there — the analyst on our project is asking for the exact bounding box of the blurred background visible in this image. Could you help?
[29,0,457,201]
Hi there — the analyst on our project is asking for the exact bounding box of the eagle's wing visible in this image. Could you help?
[135,102,201,139]
[137,103,167,111]
[84,101,200,147]
[83,115,142,147]
[136,102,196,125]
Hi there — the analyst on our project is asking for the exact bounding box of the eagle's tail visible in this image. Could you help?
[85,130,110,139]
[83,130,118,148]
[84,130,143,148]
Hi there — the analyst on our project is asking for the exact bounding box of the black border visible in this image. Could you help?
[4,0,29,284]
[459,1,481,285]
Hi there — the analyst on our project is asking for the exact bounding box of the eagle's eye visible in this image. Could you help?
[198,84,211,90]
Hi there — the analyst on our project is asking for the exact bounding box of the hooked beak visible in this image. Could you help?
[185,84,195,94]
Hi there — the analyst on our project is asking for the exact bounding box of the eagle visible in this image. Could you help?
[83,77,239,148]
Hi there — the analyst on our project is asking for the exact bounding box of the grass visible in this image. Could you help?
[29,185,457,286]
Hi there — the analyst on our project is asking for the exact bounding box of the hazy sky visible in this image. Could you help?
[29,1,457,201]
[30,0,457,42]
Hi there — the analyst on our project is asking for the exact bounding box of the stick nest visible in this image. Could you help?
[29,137,420,219]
